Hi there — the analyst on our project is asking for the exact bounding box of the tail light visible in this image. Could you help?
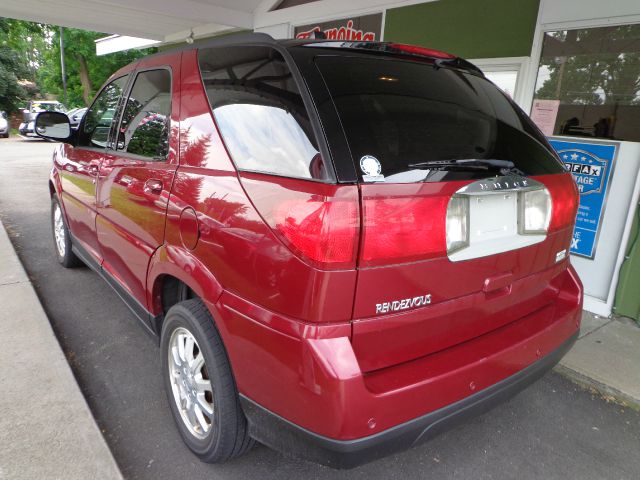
[446,196,469,253]
[387,43,456,59]
[240,174,360,270]
[538,174,579,232]
[360,195,449,266]
[519,188,552,234]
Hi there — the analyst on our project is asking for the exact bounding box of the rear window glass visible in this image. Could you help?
[198,46,332,181]
[315,56,564,183]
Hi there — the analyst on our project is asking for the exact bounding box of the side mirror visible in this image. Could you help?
[35,111,74,143]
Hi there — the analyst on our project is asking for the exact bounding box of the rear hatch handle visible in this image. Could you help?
[483,271,514,296]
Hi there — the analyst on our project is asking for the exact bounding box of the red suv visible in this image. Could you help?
[36,34,582,468]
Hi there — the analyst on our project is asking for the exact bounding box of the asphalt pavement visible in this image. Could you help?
[0,207,122,479]
[0,137,639,480]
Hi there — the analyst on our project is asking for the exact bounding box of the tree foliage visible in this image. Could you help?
[39,28,155,108]
[0,17,155,112]
[536,26,640,106]
[0,19,32,113]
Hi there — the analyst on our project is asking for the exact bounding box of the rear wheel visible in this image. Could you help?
[161,299,254,462]
[51,196,82,268]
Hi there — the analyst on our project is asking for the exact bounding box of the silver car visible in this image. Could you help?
[0,111,9,138]
[19,101,66,137]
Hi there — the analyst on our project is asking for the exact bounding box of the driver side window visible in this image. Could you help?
[78,75,129,149]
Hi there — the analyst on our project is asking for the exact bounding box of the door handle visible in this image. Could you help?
[144,179,163,195]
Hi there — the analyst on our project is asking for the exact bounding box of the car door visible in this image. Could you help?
[96,57,180,308]
[58,75,130,261]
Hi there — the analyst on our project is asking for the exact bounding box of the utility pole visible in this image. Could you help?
[59,26,68,107]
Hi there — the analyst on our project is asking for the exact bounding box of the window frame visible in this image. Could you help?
[197,43,338,184]
[466,57,531,110]
[76,74,131,153]
[111,66,173,163]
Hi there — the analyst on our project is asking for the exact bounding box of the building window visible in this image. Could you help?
[468,57,530,108]
[533,24,640,141]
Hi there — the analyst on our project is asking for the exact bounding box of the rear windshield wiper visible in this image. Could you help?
[408,159,517,171]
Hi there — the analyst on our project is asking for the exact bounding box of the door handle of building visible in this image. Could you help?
[144,179,163,195]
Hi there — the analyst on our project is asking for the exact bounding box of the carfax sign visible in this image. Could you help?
[548,139,617,259]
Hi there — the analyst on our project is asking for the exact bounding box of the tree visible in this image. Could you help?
[39,28,154,108]
[536,26,640,107]
[0,19,31,113]
[1,18,155,112]
[0,18,49,81]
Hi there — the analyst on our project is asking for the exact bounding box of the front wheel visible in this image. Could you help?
[51,196,82,268]
[161,299,254,463]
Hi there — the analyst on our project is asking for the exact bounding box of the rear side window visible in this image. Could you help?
[198,46,332,181]
[314,56,564,183]
[117,69,172,159]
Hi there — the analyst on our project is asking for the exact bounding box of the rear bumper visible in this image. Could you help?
[241,330,578,468]
[18,124,35,136]
[213,264,582,467]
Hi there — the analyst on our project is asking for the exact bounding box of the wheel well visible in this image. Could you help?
[158,274,196,318]
[49,180,55,197]
[152,275,199,338]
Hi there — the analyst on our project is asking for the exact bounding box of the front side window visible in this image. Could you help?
[79,75,128,149]
[117,69,172,159]
[198,46,331,181]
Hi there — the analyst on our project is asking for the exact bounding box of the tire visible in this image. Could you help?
[51,196,82,268]
[161,299,254,463]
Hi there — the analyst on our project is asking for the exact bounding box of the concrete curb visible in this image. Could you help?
[0,219,124,480]
[555,311,640,411]
[554,364,640,411]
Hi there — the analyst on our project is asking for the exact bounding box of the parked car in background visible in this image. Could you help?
[0,111,9,138]
[19,100,66,137]
[35,34,582,469]
[66,107,88,130]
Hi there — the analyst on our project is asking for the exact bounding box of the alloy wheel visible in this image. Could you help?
[168,327,215,439]
[53,204,66,257]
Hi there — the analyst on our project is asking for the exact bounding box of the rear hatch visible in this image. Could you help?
[308,48,578,372]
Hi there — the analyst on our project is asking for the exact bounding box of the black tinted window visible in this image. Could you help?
[315,56,564,183]
[198,46,331,181]
[79,75,128,149]
[117,69,171,159]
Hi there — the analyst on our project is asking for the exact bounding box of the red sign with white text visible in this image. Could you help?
[294,13,382,41]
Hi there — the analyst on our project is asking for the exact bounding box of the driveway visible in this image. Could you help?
[0,137,639,480]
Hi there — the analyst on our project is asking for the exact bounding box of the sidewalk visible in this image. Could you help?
[556,310,640,409]
[0,221,123,479]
